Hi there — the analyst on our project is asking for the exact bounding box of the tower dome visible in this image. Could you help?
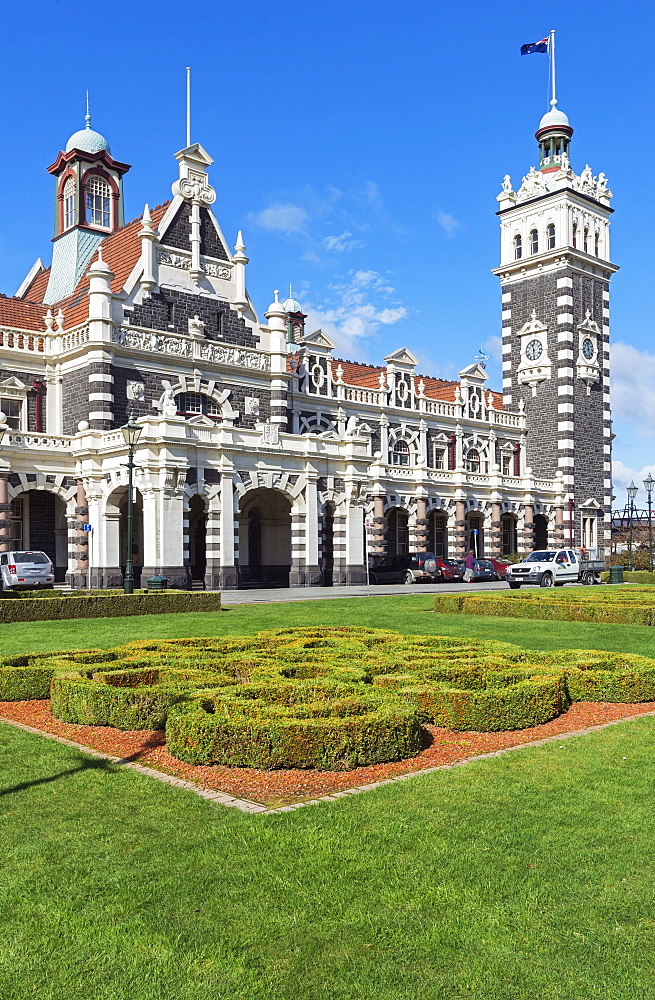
[65,100,111,155]
[535,100,573,174]
[538,105,570,130]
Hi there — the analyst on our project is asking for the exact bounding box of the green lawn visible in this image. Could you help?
[2,714,655,999]
[3,592,655,657]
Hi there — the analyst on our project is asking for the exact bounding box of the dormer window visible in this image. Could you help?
[176,392,221,419]
[530,230,539,255]
[63,177,76,230]
[391,440,410,467]
[513,234,522,260]
[547,223,556,250]
[85,175,111,229]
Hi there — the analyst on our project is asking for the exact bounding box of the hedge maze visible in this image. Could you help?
[434,587,655,626]
[3,627,655,770]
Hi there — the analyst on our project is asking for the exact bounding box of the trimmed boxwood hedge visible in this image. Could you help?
[0,590,221,623]
[433,589,655,626]
[6,626,655,769]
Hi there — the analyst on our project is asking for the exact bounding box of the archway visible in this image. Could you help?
[465,511,484,557]
[427,510,447,558]
[238,488,291,587]
[321,502,335,586]
[117,488,144,588]
[386,507,409,556]
[533,513,548,550]
[501,513,517,555]
[188,495,207,585]
[11,490,68,582]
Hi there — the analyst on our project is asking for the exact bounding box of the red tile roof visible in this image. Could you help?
[20,266,51,303]
[0,296,50,332]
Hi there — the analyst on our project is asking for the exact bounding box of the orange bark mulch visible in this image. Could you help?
[3,699,655,807]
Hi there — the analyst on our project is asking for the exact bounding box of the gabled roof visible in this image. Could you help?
[0,203,171,333]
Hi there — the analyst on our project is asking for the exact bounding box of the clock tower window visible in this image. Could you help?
[530,230,539,254]
[547,223,556,250]
[572,222,577,248]
[583,227,589,253]
[513,234,522,260]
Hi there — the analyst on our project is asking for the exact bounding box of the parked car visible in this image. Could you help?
[0,550,55,592]
[457,558,501,582]
[369,552,438,585]
[505,549,603,588]
[487,557,513,579]
[434,558,464,583]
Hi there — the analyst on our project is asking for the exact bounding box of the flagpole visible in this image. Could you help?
[186,66,191,147]
[550,30,556,105]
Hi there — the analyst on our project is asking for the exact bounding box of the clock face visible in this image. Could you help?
[582,337,594,360]
[525,339,543,362]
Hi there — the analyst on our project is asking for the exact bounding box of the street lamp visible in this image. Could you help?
[121,417,143,594]
[644,474,655,573]
[627,480,638,572]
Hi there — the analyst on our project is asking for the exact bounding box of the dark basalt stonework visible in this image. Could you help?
[161,204,228,261]
[125,289,259,348]
[0,367,46,432]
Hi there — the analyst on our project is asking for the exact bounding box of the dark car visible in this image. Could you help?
[434,558,464,583]
[457,558,501,582]
[370,552,438,585]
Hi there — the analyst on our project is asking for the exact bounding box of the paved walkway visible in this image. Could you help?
[220,580,508,604]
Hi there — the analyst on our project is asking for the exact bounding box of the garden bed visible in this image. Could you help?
[434,587,655,625]
[2,698,654,807]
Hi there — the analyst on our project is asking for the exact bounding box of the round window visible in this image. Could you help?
[311,364,325,388]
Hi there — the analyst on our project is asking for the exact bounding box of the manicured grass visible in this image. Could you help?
[4,593,655,657]
[2,715,655,999]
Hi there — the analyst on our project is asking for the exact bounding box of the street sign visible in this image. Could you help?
[473,528,478,535]
[82,524,92,532]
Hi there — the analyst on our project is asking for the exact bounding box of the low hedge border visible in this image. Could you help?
[0,590,221,623]
[433,592,655,625]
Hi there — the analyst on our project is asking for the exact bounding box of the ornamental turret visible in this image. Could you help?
[536,100,573,173]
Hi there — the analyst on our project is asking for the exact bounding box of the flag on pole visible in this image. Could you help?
[521,37,549,55]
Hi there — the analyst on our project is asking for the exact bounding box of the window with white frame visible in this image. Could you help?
[432,445,446,470]
[391,440,411,466]
[175,393,221,419]
[547,223,556,249]
[513,234,522,260]
[63,176,76,230]
[501,452,512,476]
[0,398,21,430]
[10,497,23,549]
[85,175,111,228]
[582,515,597,554]
[466,449,481,473]
[530,229,539,254]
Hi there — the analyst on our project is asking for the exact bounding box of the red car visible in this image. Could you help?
[434,558,464,582]
[486,557,513,579]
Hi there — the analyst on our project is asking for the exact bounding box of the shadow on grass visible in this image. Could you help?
[0,733,163,797]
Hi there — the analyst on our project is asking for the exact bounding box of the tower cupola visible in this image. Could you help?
[535,99,573,174]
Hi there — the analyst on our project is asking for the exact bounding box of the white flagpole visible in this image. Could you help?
[550,30,556,105]
[186,67,191,147]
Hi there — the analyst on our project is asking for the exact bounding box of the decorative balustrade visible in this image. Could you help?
[342,386,386,405]
[7,432,72,450]
[422,398,457,417]
[0,327,46,354]
[58,326,89,353]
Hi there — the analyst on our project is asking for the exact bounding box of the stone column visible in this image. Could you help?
[289,499,308,588]
[523,503,534,553]
[303,478,321,586]
[489,501,502,558]
[345,502,367,585]
[218,473,238,589]
[204,497,222,590]
[554,504,565,546]
[69,479,89,588]
[415,497,429,550]
[0,473,11,552]
[370,495,386,556]
[454,498,466,559]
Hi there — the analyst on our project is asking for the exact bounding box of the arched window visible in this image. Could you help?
[175,392,221,419]
[583,227,589,253]
[391,440,410,467]
[594,231,600,257]
[513,234,522,260]
[530,230,539,255]
[63,177,76,230]
[547,223,556,250]
[85,175,111,229]
[572,222,577,248]
[465,449,481,473]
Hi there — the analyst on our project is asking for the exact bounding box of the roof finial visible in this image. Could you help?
[85,91,91,130]
[186,67,191,147]
[289,282,293,299]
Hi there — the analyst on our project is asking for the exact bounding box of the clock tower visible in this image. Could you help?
[493,98,617,556]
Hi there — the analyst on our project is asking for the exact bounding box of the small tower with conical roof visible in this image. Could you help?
[493,94,617,557]
[43,101,131,304]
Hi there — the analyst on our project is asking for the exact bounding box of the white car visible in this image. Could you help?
[505,549,582,589]
[0,550,55,592]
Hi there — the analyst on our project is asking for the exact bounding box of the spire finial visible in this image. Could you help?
[274,289,280,303]
[186,67,191,147]
[289,282,293,299]
[85,91,91,130]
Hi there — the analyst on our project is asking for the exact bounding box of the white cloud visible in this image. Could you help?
[302,269,407,358]
[322,231,364,253]
[612,341,655,434]
[483,335,502,363]
[250,202,308,235]
[436,210,462,237]
[612,459,655,507]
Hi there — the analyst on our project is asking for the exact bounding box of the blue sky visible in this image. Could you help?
[0,0,652,507]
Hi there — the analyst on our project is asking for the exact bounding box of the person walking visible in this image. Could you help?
[464,550,476,583]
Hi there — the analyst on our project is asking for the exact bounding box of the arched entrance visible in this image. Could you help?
[238,488,291,587]
[118,488,144,588]
[321,502,335,586]
[11,490,68,582]
[501,513,517,555]
[386,507,409,555]
[427,510,447,558]
[533,513,548,550]
[465,511,484,557]
[188,495,207,586]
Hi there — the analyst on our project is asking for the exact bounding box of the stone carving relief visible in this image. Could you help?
[126,380,145,402]
[112,327,271,371]
[157,249,231,279]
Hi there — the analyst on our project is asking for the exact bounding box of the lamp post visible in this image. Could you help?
[627,480,638,573]
[645,474,655,573]
[121,417,143,594]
